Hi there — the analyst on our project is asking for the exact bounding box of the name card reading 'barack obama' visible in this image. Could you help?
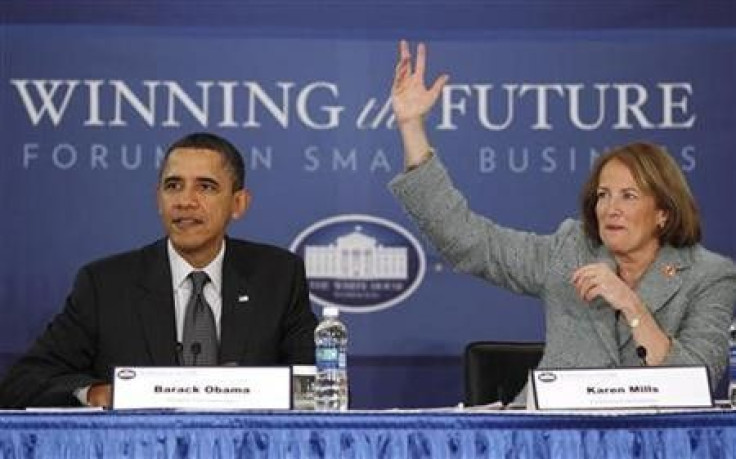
[529,366,711,410]
[112,366,292,410]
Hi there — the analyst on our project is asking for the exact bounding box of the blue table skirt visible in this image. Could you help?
[2,410,736,458]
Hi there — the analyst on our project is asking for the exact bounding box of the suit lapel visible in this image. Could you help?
[134,240,178,366]
[219,241,259,365]
[618,245,686,347]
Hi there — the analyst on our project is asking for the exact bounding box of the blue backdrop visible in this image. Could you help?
[2,1,735,408]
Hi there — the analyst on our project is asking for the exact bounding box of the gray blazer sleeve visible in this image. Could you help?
[389,154,569,297]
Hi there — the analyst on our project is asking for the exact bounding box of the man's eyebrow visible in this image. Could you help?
[196,177,220,186]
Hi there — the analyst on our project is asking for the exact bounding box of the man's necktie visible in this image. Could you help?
[182,271,218,366]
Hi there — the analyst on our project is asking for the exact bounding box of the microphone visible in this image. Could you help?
[176,342,184,366]
[636,345,648,366]
[191,342,202,366]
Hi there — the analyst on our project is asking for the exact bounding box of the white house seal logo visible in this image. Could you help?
[290,214,426,313]
[116,369,137,380]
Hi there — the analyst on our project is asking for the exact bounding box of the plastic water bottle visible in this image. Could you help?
[729,319,736,403]
[314,307,348,411]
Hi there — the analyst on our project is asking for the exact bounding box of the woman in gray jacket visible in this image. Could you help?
[389,40,736,402]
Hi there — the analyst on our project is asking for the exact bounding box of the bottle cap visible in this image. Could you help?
[322,306,339,318]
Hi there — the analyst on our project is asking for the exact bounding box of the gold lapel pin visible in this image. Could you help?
[661,264,677,278]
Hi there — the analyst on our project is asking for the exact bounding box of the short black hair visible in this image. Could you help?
[160,132,245,191]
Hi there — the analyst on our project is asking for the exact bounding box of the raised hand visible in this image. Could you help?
[391,40,449,126]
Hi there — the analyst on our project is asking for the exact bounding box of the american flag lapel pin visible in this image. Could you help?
[238,293,249,303]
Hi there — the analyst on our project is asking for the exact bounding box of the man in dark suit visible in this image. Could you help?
[0,132,318,408]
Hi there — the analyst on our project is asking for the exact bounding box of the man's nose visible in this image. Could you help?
[175,187,199,207]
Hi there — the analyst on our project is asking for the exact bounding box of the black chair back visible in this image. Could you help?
[464,341,544,406]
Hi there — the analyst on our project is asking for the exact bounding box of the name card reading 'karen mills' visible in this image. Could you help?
[529,366,712,410]
[112,366,292,410]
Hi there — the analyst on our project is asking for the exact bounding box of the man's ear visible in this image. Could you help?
[231,189,251,220]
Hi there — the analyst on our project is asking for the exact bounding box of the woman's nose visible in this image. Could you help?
[606,199,622,216]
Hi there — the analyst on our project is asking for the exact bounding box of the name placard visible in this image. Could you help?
[529,366,712,410]
[112,366,292,410]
